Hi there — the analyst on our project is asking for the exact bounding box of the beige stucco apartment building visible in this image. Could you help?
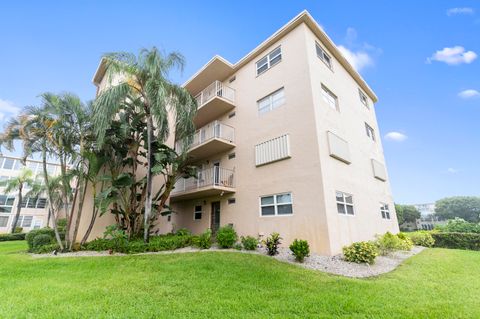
[0,155,60,233]
[86,10,399,255]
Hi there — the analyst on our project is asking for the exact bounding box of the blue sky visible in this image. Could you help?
[0,1,479,204]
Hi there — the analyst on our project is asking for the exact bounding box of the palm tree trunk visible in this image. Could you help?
[80,180,102,245]
[70,176,88,249]
[42,146,64,250]
[10,184,23,234]
[144,115,154,243]
[59,154,71,248]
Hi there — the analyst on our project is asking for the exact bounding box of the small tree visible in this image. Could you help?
[395,204,421,225]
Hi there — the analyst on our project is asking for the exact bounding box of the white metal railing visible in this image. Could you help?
[194,81,235,108]
[172,167,235,194]
[176,121,235,152]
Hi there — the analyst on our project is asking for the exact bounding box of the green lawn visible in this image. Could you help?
[0,241,479,318]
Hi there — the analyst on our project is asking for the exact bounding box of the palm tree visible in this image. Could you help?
[0,168,36,233]
[24,104,64,250]
[93,47,197,242]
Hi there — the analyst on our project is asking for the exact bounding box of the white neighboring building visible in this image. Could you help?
[412,203,446,230]
[0,155,60,233]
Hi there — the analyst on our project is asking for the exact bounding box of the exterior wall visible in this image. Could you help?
[304,26,398,254]
[0,157,60,234]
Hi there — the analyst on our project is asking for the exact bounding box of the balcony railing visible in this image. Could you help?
[195,81,235,108]
[172,167,235,194]
[176,121,235,152]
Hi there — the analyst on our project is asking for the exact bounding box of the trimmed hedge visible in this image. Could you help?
[26,228,56,252]
[84,234,192,253]
[0,233,26,242]
[432,232,480,251]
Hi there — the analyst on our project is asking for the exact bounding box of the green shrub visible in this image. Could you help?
[0,233,26,242]
[408,231,435,247]
[84,238,114,251]
[103,225,127,252]
[14,227,23,233]
[233,243,242,250]
[175,228,191,236]
[192,229,212,249]
[241,236,258,251]
[216,225,238,248]
[26,228,55,252]
[376,232,412,255]
[56,218,67,233]
[264,232,282,256]
[34,244,60,254]
[289,239,310,262]
[436,218,480,233]
[432,232,480,250]
[32,234,54,252]
[343,241,378,264]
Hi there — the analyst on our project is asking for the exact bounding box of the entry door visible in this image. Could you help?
[211,201,221,234]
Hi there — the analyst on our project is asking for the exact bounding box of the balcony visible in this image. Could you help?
[194,81,235,127]
[176,121,235,162]
[170,167,235,202]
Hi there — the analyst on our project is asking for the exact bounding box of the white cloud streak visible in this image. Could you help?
[427,46,477,65]
[458,89,480,99]
[384,132,408,142]
[338,46,374,71]
[447,7,474,16]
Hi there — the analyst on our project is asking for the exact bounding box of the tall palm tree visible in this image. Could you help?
[24,105,64,250]
[93,47,197,242]
[0,168,36,233]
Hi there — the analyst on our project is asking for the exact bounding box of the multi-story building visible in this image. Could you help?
[0,155,60,233]
[87,10,398,255]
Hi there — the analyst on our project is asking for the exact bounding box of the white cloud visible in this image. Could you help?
[447,168,459,174]
[0,99,21,123]
[338,45,374,71]
[427,46,477,65]
[384,131,408,142]
[447,7,475,16]
[458,89,480,99]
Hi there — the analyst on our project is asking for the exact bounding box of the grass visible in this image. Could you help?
[1,241,479,318]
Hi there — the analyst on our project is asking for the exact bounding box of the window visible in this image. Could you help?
[21,197,47,209]
[15,215,33,228]
[27,161,38,173]
[228,198,236,205]
[359,89,369,108]
[365,123,375,141]
[255,134,290,166]
[256,46,282,75]
[380,203,391,219]
[33,219,42,229]
[0,216,8,227]
[321,85,339,111]
[194,205,202,220]
[258,88,285,114]
[0,195,15,213]
[228,112,236,118]
[46,164,56,175]
[260,193,293,216]
[336,191,354,215]
[228,153,236,160]
[316,42,332,69]
[2,158,15,170]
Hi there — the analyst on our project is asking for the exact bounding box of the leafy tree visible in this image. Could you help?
[93,47,196,242]
[0,169,37,233]
[435,196,480,222]
[395,204,421,225]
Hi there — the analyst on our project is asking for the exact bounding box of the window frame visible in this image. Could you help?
[193,205,203,221]
[257,87,286,115]
[365,123,376,141]
[315,42,333,70]
[0,215,8,227]
[336,191,355,216]
[259,192,293,217]
[256,46,282,76]
[359,89,369,109]
[321,84,339,111]
[0,195,15,213]
[380,203,391,220]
